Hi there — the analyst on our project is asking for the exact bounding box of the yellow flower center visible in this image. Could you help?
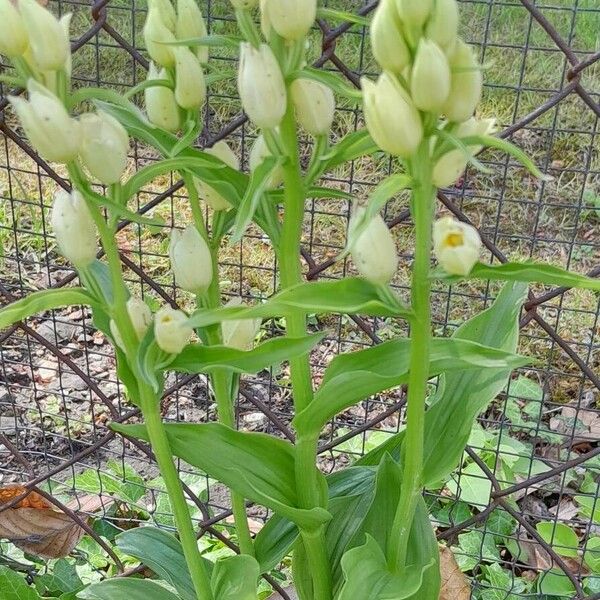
[444,232,464,248]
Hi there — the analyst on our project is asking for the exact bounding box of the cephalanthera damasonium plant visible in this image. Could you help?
[1,0,599,598]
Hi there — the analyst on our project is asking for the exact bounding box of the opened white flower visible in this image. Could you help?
[110,297,153,350]
[433,216,481,276]
[221,297,261,351]
[154,307,192,354]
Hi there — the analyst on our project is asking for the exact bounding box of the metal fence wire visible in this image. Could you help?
[0,0,599,598]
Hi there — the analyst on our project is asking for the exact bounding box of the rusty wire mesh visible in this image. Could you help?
[0,0,599,597]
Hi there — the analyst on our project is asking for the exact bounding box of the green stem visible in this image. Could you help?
[387,142,434,571]
[279,104,332,600]
[183,172,255,558]
[142,391,214,600]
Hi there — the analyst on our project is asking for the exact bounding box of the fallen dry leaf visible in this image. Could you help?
[439,545,470,600]
[0,485,112,559]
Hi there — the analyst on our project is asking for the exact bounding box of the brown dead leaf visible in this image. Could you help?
[0,486,112,559]
[439,545,470,600]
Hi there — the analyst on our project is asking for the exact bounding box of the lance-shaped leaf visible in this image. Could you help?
[359,282,527,488]
[289,67,362,101]
[112,422,330,531]
[435,261,600,292]
[319,129,379,173]
[188,278,409,329]
[293,337,529,435]
[0,288,93,330]
[78,579,180,600]
[170,334,324,375]
[337,535,436,600]
[211,555,259,600]
[116,527,199,600]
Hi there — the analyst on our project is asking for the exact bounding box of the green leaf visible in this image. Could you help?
[188,278,409,329]
[254,513,299,573]
[211,555,259,600]
[78,579,180,599]
[116,527,197,600]
[358,282,527,487]
[537,570,576,596]
[0,288,93,330]
[112,422,330,530]
[290,67,362,101]
[337,535,435,600]
[231,156,282,244]
[461,134,552,181]
[316,7,370,26]
[170,334,324,375]
[435,129,493,174]
[535,522,579,558]
[295,336,529,435]
[446,461,493,507]
[0,566,41,600]
[321,129,378,172]
[162,34,241,48]
[584,537,600,573]
[459,261,600,291]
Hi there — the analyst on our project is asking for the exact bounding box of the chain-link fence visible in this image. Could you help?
[0,0,599,597]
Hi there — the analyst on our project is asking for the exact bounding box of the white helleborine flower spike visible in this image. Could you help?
[261,0,316,41]
[169,225,213,293]
[9,80,80,163]
[290,78,335,137]
[143,5,176,67]
[109,297,153,350]
[425,0,459,51]
[433,216,482,276]
[154,307,193,354]
[221,298,261,351]
[51,189,97,267]
[237,43,286,129]
[410,38,451,113]
[173,46,206,109]
[395,0,433,28]
[370,0,410,75]
[0,0,28,57]
[19,0,70,71]
[145,63,181,132]
[441,40,483,122]
[362,73,423,158]
[195,141,239,211]
[176,0,208,63]
[432,117,496,187]
[149,0,176,32]
[351,212,399,285]
[249,134,283,190]
[78,111,129,185]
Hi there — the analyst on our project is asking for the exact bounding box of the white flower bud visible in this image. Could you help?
[195,141,239,211]
[143,5,176,67]
[145,63,181,132]
[169,225,213,293]
[290,78,335,136]
[154,307,192,354]
[249,134,283,190]
[237,42,286,129]
[433,216,481,276]
[395,0,433,28]
[425,0,459,51]
[9,80,80,163]
[173,46,206,109]
[19,0,70,71]
[78,111,129,185]
[51,189,97,267]
[230,0,258,8]
[432,117,496,187]
[176,0,208,63]
[350,212,399,285]
[441,40,483,122]
[362,73,422,158]
[221,298,261,351]
[150,0,176,32]
[410,38,451,113]
[110,296,153,350]
[370,0,410,74]
[261,0,316,41]
[0,0,28,57]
